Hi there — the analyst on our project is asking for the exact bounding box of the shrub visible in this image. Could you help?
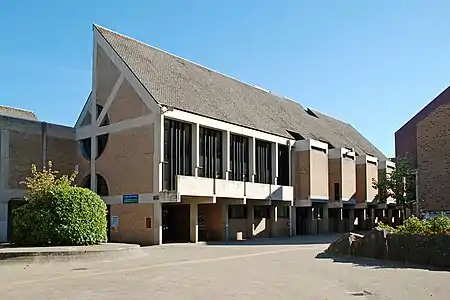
[11,162,107,246]
[378,215,450,236]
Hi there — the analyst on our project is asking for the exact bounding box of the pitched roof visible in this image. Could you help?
[309,110,386,159]
[95,25,386,160]
[0,106,38,121]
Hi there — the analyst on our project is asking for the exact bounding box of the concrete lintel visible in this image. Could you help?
[327,201,343,208]
[181,196,215,204]
[294,199,312,207]
[355,202,367,209]
[246,199,271,206]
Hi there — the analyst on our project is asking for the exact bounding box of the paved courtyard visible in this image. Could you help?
[0,236,449,300]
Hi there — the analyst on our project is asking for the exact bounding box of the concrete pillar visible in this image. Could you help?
[271,143,278,184]
[153,202,162,245]
[307,207,314,234]
[223,131,230,180]
[368,208,375,229]
[270,205,277,237]
[247,204,254,238]
[249,137,256,182]
[387,209,393,226]
[0,202,7,242]
[321,205,329,234]
[348,209,355,232]
[192,123,200,177]
[222,203,229,241]
[190,203,198,243]
[289,205,296,236]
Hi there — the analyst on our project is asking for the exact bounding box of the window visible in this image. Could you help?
[367,160,377,166]
[254,206,270,219]
[255,140,272,184]
[334,182,340,201]
[81,174,109,196]
[228,205,247,219]
[277,206,290,218]
[199,127,223,179]
[163,119,192,190]
[229,134,249,181]
[79,105,109,161]
[277,144,290,186]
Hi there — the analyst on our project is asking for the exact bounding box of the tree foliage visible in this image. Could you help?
[12,162,107,246]
[372,157,416,216]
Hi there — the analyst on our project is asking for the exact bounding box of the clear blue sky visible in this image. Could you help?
[1,0,450,157]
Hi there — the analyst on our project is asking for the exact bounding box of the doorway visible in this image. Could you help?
[296,207,309,235]
[162,204,190,243]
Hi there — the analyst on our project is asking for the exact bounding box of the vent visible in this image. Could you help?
[305,108,318,118]
[286,130,304,140]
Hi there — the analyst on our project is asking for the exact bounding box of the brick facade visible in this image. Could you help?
[417,104,450,211]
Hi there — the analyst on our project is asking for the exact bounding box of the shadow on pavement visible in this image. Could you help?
[315,252,450,272]
[205,234,341,246]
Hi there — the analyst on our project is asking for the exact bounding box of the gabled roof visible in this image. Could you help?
[95,25,386,160]
[309,110,386,159]
[0,106,38,121]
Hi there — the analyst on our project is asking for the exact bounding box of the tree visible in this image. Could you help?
[372,158,416,219]
[11,162,107,246]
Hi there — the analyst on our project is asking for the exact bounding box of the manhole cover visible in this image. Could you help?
[71,267,88,271]
[347,290,374,297]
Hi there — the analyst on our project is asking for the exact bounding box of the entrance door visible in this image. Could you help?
[162,204,190,243]
[296,207,308,235]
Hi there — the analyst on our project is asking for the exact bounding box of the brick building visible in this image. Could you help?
[0,25,399,244]
[395,87,450,212]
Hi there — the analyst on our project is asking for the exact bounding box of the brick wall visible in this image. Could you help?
[417,103,450,211]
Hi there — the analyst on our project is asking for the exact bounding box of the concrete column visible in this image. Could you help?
[192,123,200,177]
[271,143,278,184]
[348,209,355,232]
[223,131,230,180]
[289,205,296,236]
[307,207,314,234]
[387,209,393,226]
[90,77,97,192]
[321,205,329,234]
[249,137,256,182]
[247,203,254,238]
[153,202,162,245]
[190,203,198,243]
[270,205,277,237]
[222,203,229,241]
[368,208,375,229]
[0,202,7,242]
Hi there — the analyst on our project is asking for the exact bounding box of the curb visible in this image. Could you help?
[0,243,143,263]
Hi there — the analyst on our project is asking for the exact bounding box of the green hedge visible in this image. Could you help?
[378,215,450,235]
[12,185,107,246]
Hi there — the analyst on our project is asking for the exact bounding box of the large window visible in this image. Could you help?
[277,206,290,218]
[163,119,192,190]
[229,134,249,181]
[254,206,270,219]
[278,144,290,186]
[199,127,223,179]
[255,139,272,184]
[79,105,109,161]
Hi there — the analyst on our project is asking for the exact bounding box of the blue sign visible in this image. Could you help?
[123,194,139,204]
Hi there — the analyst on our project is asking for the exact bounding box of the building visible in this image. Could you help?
[0,25,397,244]
[395,86,450,212]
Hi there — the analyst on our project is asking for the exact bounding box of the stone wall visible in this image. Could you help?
[387,234,450,268]
[326,229,450,269]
